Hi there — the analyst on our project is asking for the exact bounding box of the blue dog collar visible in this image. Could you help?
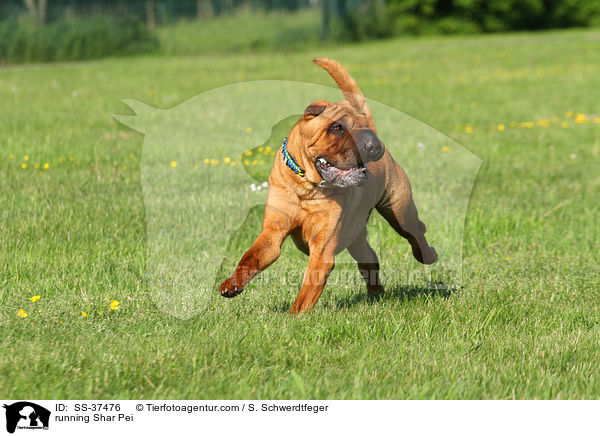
[281,137,305,177]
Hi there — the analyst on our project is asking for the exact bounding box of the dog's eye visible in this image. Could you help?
[328,123,345,135]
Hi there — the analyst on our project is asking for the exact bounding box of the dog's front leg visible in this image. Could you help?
[220,228,288,298]
[290,250,335,314]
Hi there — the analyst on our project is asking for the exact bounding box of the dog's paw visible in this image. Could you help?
[423,246,438,265]
[413,245,438,264]
[219,278,244,298]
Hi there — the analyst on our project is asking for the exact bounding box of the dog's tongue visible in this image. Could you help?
[331,166,363,176]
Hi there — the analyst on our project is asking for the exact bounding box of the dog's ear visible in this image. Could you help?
[304,104,326,119]
[303,100,331,119]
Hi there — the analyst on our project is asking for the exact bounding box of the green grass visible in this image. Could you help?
[1,29,599,399]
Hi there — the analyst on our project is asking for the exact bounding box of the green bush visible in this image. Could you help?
[0,16,159,63]
[337,0,600,40]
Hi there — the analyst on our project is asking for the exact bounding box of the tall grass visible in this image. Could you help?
[0,16,158,63]
[157,9,323,55]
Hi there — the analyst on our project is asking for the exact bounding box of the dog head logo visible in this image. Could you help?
[3,402,50,433]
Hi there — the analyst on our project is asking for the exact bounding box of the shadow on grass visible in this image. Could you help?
[268,284,454,313]
[333,285,454,310]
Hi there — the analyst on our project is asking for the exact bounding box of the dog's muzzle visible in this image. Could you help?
[354,128,385,162]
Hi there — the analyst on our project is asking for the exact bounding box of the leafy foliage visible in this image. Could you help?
[332,0,600,40]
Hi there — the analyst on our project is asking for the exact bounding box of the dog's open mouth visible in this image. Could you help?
[315,157,367,188]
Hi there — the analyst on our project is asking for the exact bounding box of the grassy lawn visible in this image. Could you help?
[1,29,599,399]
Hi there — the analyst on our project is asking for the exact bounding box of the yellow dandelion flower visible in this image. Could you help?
[497,124,505,132]
[9,154,14,159]
[505,257,510,261]
[464,126,473,134]
[69,156,74,161]
[81,312,88,317]
[17,309,28,318]
[265,146,272,152]
[574,113,587,124]
[24,155,29,161]
[224,157,231,163]
[561,122,569,128]
[110,300,119,310]
[170,161,177,167]
[193,164,199,170]
[246,127,253,134]
[270,151,276,156]
[243,161,249,166]
[510,121,518,127]
[42,163,49,169]
[594,117,600,124]
[251,160,258,166]
[258,147,264,153]
[442,146,451,152]
[29,295,41,302]
[21,163,27,169]
[210,159,219,165]
[204,158,210,164]
[566,111,573,118]
[245,150,253,156]
[58,157,64,163]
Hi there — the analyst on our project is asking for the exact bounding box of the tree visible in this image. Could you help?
[322,0,331,39]
[23,0,47,24]
[197,0,213,17]
[146,0,156,28]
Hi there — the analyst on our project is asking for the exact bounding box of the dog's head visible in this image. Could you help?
[291,58,385,188]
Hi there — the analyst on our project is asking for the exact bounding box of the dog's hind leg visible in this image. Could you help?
[347,229,384,296]
[219,210,289,298]
[376,162,438,265]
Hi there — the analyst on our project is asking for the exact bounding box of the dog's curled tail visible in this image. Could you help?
[313,57,375,130]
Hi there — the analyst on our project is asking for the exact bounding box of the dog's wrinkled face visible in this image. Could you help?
[299,99,385,187]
